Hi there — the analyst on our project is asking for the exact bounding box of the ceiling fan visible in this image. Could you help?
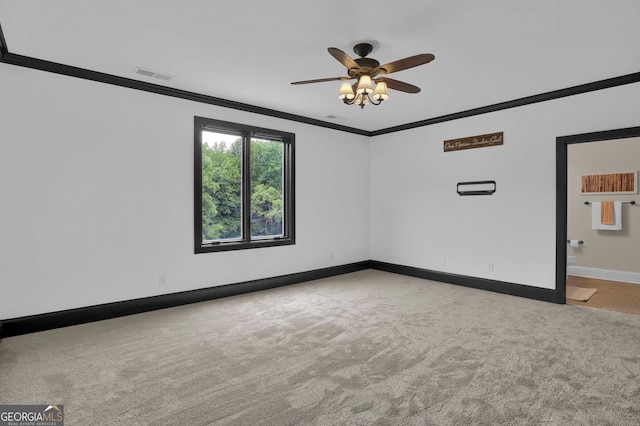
[291,42,435,108]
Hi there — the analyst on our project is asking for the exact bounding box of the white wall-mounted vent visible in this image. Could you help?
[134,67,173,81]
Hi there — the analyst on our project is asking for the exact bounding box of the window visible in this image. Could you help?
[194,117,295,253]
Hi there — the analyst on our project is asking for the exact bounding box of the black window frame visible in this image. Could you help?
[194,116,295,253]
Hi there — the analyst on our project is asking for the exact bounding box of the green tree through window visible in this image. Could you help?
[250,138,284,238]
[195,117,295,253]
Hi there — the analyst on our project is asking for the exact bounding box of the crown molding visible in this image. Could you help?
[0,22,8,58]
[1,19,639,136]
[370,72,640,136]
[0,52,371,136]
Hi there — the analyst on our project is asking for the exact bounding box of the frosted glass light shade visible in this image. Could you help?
[373,81,389,101]
[356,93,369,104]
[338,82,355,100]
[356,75,374,94]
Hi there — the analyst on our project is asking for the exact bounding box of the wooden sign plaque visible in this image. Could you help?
[444,132,503,153]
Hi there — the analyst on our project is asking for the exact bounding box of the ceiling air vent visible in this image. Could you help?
[134,67,173,81]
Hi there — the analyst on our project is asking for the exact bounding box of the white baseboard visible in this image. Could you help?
[567,266,640,285]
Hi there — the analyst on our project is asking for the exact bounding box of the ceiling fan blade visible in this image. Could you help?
[291,76,353,85]
[379,53,435,74]
[328,47,359,70]
[376,77,421,94]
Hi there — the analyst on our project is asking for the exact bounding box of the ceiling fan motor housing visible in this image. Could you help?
[290,42,432,95]
[350,58,381,78]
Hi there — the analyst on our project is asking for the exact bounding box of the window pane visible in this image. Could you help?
[250,138,284,238]
[201,130,242,241]
[195,116,294,253]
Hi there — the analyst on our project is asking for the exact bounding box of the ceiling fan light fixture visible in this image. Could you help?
[356,75,374,94]
[291,42,434,109]
[338,82,355,100]
[342,78,386,108]
[373,81,389,101]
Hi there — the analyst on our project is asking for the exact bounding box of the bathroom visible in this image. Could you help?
[566,136,640,313]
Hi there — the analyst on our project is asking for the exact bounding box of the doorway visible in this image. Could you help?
[556,126,640,315]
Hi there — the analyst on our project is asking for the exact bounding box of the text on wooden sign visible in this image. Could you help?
[444,132,503,152]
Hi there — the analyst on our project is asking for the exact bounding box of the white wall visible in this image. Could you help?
[370,83,640,289]
[3,64,640,321]
[0,65,371,319]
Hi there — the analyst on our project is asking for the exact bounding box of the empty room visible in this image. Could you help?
[1,1,640,424]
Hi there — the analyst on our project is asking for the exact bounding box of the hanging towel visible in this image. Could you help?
[591,201,622,230]
[601,200,615,224]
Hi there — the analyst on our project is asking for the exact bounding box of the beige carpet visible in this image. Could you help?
[566,285,597,302]
[1,270,640,425]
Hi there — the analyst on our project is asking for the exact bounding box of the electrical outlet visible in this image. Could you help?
[442,256,447,265]
[159,275,166,285]
[488,263,494,272]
